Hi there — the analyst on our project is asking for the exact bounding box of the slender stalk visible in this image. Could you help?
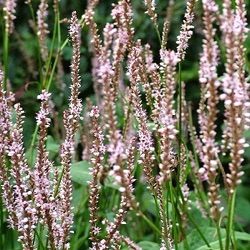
[155,26,162,45]
[158,187,167,247]
[176,62,182,198]
[35,226,46,250]
[0,186,3,249]
[29,125,39,167]
[169,183,178,250]
[53,167,64,197]
[44,4,61,89]
[46,38,69,91]
[173,62,183,250]
[188,104,210,215]
[3,29,9,90]
[43,13,59,88]
[188,105,199,167]
[186,213,211,248]
[216,221,224,250]
[47,14,85,91]
[26,1,43,85]
[225,190,237,250]
[178,62,182,157]
[139,211,162,236]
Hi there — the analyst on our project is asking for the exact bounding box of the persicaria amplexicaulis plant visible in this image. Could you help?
[0,0,249,249]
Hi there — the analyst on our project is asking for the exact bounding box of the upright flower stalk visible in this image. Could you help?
[157,49,179,184]
[1,71,37,249]
[0,71,13,205]
[221,0,249,192]
[176,0,197,61]
[57,11,83,249]
[127,44,155,194]
[88,106,106,249]
[220,0,249,248]
[198,0,222,222]
[8,104,37,250]
[34,90,58,249]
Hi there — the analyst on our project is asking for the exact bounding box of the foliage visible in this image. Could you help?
[0,0,250,249]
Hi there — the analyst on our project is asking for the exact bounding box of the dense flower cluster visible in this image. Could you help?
[3,0,17,33]
[37,0,49,61]
[176,0,197,60]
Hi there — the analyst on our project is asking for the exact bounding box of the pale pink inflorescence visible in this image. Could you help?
[176,0,197,61]
[144,0,158,26]
[34,89,66,249]
[197,0,223,220]
[0,70,37,249]
[220,0,249,193]
[56,11,83,249]
[89,106,106,249]
[37,0,49,61]
[157,49,179,184]
[3,0,17,33]
[0,71,15,226]
[8,103,37,249]
[127,44,156,192]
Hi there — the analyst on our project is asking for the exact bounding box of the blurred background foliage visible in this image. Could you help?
[1,0,250,245]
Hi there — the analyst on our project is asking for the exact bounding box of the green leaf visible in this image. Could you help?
[54,161,92,186]
[235,231,250,242]
[137,241,160,250]
[141,191,157,217]
[235,197,250,225]
[72,162,121,190]
[179,227,226,250]
[179,227,250,250]
[46,135,60,153]
[62,46,73,60]
[70,161,93,186]
[57,161,121,190]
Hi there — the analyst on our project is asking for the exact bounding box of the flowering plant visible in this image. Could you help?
[0,0,250,249]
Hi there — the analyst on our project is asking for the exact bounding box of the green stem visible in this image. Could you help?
[155,25,162,45]
[188,104,210,215]
[3,28,9,90]
[169,183,179,250]
[0,185,3,249]
[44,6,61,90]
[43,15,58,89]
[35,226,46,250]
[174,63,183,248]
[188,104,199,166]
[216,221,224,250]
[158,187,169,249]
[187,213,211,248]
[178,62,182,155]
[176,62,182,197]
[139,211,162,236]
[46,12,86,91]
[225,190,236,250]
[46,38,69,91]
[26,2,43,85]
[29,125,39,167]
[53,167,65,198]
